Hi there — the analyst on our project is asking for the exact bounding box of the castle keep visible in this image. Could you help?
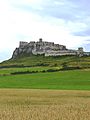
[12,38,90,58]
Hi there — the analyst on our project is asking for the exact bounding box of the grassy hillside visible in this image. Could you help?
[0,55,90,90]
[0,55,90,69]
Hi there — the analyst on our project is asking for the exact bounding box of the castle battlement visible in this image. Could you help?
[19,41,28,48]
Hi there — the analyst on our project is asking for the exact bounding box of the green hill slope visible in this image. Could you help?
[0,55,90,69]
[0,55,90,90]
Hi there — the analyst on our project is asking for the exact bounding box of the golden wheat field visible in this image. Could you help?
[0,89,90,120]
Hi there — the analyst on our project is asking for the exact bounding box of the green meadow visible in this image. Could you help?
[0,55,90,90]
[0,69,90,90]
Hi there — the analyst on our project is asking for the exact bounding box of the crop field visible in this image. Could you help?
[0,89,90,120]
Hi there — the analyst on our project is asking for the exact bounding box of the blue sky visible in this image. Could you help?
[0,0,90,62]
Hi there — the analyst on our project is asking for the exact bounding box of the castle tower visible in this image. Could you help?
[19,41,28,48]
[39,38,43,42]
[77,47,84,57]
[78,47,83,52]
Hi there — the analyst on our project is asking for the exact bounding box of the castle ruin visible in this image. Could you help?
[12,38,90,58]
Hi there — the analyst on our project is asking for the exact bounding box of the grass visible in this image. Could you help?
[0,89,90,120]
[0,70,90,90]
[1,55,90,68]
[0,66,59,75]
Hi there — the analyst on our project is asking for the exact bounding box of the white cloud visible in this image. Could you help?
[10,0,43,9]
[0,0,90,62]
[67,21,87,33]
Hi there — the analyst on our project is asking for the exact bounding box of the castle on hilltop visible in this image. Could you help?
[12,38,90,58]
